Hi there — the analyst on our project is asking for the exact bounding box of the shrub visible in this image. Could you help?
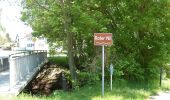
[77,72,100,86]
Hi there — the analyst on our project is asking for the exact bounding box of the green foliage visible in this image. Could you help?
[0,34,11,45]
[107,0,170,82]
[22,0,170,83]
[48,56,68,67]
[77,72,100,86]
[48,49,56,56]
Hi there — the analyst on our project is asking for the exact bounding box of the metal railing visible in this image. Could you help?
[9,50,47,88]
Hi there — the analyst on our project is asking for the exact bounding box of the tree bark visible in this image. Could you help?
[59,0,77,83]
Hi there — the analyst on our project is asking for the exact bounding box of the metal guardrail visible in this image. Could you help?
[9,50,47,88]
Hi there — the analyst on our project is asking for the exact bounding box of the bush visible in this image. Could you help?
[77,72,100,86]
[49,49,56,56]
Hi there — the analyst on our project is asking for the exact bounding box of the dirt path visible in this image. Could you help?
[150,91,170,100]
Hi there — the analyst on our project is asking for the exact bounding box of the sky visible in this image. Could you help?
[0,0,32,40]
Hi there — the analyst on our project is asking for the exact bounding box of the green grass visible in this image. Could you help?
[161,78,170,91]
[1,79,170,100]
[48,56,68,67]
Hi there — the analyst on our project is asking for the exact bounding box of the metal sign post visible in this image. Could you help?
[94,33,113,97]
[110,64,113,91]
[111,73,112,91]
[102,45,105,96]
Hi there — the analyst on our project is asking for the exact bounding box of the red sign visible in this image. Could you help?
[94,33,113,46]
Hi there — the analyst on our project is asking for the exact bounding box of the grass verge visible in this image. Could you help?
[1,79,170,100]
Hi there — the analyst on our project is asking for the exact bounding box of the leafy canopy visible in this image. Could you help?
[22,0,170,82]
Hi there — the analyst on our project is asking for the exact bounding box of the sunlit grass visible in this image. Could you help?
[161,79,170,91]
[0,79,170,100]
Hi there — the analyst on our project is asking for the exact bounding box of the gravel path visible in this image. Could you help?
[150,91,170,100]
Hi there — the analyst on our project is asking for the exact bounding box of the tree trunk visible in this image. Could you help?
[67,32,77,82]
[59,0,77,83]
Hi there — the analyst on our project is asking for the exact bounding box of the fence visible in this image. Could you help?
[9,50,47,88]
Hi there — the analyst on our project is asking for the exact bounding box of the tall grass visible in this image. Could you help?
[1,79,170,100]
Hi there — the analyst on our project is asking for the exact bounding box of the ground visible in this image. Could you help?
[150,91,170,100]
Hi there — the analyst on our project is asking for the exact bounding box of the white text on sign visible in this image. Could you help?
[95,36,112,41]
[94,33,113,46]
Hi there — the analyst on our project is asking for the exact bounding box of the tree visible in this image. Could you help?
[59,0,77,82]
[98,0,170,81]
[6,33,11,42]
[22,0,170,83]
[22,0,79,83]
[0,35,7,45]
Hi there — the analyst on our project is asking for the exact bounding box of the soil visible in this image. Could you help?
[23,62,72,96]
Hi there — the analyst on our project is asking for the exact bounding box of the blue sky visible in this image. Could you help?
[0,0,32,40]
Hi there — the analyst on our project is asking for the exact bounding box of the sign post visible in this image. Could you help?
[102,45,105,96]
[94,33,112,97]
[110,64,113,91]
